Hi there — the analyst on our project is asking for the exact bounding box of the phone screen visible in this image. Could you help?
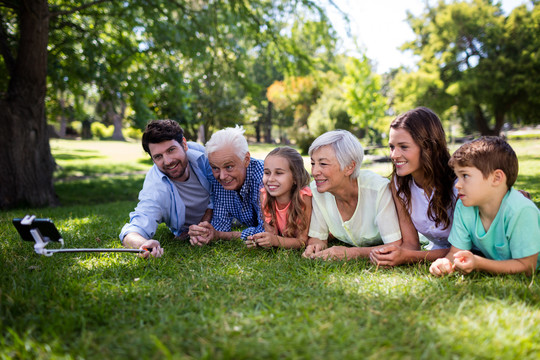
[12,218,63,242]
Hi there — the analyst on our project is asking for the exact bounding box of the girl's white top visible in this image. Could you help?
[404,179,457,250]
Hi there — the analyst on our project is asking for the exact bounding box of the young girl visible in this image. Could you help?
[247,147,312,249]
[370,107,457,265]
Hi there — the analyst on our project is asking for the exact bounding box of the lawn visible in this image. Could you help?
[1,138,539,359]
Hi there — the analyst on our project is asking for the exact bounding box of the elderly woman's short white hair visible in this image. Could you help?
[205,125,249,160]
[308,130,364,179]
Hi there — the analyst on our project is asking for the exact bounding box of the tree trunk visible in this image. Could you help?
[0,1,59,209]
[473,104,498,136]
[197,124,205,143]
[493,109,506,137]
[255,115,261,143]
[264,101,273,143]
[58,93,67,138]
[111,102,126,141]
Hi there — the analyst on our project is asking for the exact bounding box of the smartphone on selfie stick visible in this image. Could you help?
[13,215,148,256]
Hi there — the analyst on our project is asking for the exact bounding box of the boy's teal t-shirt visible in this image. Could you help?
[449,188,540,269]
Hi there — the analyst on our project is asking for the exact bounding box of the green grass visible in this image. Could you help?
[1,139,539,359]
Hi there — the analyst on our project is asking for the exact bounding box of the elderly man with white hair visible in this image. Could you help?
[303,130,417,261]
[188,125,265,245]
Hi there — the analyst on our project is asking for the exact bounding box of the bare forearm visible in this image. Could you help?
[400,247,451,263]
[474,256,536,275]
[274,235,306,249]
[344,246,373,260]
[123,232,148,248]
[215,230,242,241]
[201,208,213,223]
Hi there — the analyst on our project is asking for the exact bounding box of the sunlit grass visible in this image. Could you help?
[0,138,538,359]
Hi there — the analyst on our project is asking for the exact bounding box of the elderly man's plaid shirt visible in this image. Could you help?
[209,158,264,239]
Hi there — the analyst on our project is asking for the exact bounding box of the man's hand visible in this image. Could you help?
[188,221,215,246]
[429,257,454,276]
[369,245,405,266]
[139,239,163,258]
[123,233,163,258]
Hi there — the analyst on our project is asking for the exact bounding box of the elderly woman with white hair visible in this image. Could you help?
[188,125,265,245]
[303,130,416,260]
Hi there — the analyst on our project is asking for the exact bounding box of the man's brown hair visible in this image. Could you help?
[142,120,184,155]
[449,136,518,188]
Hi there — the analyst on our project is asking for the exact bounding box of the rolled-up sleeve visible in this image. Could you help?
[119,167,173,243]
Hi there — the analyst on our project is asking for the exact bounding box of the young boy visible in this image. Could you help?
[430,136,540,276]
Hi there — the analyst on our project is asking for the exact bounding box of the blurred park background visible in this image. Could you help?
[1,0,539,209]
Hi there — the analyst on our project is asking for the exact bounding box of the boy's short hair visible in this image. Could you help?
[449,136,518,188]
[142,120,184,155]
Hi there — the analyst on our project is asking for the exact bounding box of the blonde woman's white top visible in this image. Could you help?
[309,170,402,247]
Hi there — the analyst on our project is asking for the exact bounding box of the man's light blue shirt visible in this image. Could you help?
[119,144,213,242]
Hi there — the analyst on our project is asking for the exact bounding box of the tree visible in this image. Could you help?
[402,0,540,135]
[0,0,340,209]
[343,55,387,143]
[0,1,59,208]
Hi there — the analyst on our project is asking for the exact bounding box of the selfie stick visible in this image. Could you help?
[20,215,148,256]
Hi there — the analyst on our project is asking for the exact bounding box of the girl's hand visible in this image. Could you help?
[452,250,475,274]
[429,258,454,276]
[251,232,276,248]
[245,236,257,248]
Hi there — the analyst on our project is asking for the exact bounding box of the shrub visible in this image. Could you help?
[123,127,143,141]
[91,122,114,139]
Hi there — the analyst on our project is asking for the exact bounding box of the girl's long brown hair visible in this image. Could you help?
[262,147,311,237]
[390,107,456,229]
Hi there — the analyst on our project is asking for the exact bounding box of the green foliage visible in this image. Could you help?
[399,0,540,135]
[343,55,387,144]
[90,122,114,139]
[295,131,317,155]
[122,127,143,141]
[31,0,343,140]
[307,72,352,137]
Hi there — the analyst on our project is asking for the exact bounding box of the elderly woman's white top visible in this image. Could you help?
[308,169,402,247]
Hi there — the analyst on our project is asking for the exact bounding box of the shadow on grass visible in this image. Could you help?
[514,174,540,207]
[54,152,106,161]
[55,175,145,206]
[137,157,153,166]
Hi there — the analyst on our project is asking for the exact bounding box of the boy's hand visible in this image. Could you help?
[429,258,454,276]
[452,250,475,274]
